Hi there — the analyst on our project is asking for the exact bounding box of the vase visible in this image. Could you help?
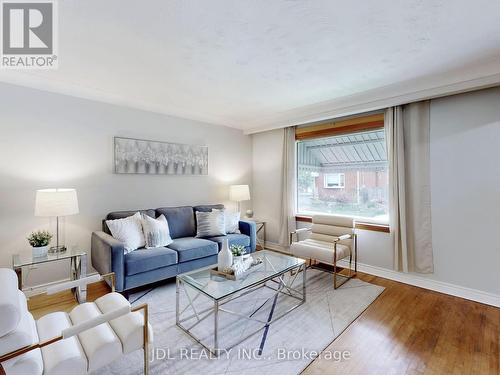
[218,239,233,271]
[32,245,48,258]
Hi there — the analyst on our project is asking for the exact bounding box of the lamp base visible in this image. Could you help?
[49,245,67,254]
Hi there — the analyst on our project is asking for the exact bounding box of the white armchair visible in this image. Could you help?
[0,268,152,375]
[290,215,357,289]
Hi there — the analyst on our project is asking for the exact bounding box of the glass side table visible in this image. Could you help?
[12,249,88,303]
[246,219,265,250]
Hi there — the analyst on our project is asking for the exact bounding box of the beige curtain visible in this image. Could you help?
[279,126,297,247]
[385,102,434,273]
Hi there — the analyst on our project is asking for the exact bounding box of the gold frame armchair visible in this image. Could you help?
[290,215,357,289]
[0,271,151,375]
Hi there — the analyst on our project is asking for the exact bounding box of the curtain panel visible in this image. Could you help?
[279,126,297,247]
[385,102,434,273]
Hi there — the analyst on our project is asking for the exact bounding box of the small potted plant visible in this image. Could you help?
[27,230,52,258]
[230,244,249,264]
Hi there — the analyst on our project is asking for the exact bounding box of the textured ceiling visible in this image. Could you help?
[1,0,500,131]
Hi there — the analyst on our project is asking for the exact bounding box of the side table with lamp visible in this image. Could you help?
[228,184,265,249]
[246,219,265,250]
[12,249,88,303]
[14,188,88,302]
[229,184,251,214]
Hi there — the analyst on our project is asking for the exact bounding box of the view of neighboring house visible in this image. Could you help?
[297,129,389,222]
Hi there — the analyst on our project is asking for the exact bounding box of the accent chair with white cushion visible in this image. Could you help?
[0,269,152,375]
[290,215,357,288]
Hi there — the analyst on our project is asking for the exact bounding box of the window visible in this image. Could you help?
[296,125,389,223]
[324,173,345,188]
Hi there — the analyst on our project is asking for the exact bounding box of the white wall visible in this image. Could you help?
[0,83,252,287]
[251,129,283,245]
[252,86,500,297]
[429,87,500,294]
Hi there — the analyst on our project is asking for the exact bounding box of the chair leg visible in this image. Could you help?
[354,234,358,273]
[144,336,149,374]
[132,303,149,374]
[349,252,353,279]
[333,245,338,289]
[144,304,149,375]
[332,243,358,289]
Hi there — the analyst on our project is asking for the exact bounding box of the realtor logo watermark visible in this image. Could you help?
[1,0,58,68]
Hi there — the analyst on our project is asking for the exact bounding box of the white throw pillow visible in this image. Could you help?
[215,209,240,234]
[106,212,145,253]
[196,210,226,238]
[141,214,173,249]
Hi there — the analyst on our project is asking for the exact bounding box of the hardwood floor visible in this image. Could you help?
[303,273,500,375]
[28,281,111,319]
[27,272,499,374]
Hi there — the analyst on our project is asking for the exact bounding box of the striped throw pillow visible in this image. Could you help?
[214,209,241,234]
[141,214,173,249]
[196,210,226,237]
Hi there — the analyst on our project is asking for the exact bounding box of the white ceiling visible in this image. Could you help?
[2,0,500,133]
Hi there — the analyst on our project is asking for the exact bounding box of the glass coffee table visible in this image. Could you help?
[176,250,306,355]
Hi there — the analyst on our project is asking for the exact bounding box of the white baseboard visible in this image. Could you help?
[25,252,499,308]
[337,260,500,308]
[263,241,290,254]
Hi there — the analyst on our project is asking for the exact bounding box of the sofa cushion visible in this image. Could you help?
[156,206,195,239]
[125,247,178,276]
[167,237,218,263]
[208,233,250,250]
[103,209,155,234]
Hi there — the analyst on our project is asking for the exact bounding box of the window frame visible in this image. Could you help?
[294,113,389,227]
[323,173,345,189]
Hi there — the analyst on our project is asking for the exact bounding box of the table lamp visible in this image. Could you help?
[35,188,79,253]
[229,184,250,213]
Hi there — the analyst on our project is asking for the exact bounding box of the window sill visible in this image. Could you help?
[295,215,390,233]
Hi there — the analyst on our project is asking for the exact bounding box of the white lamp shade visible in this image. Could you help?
[35,189,79,217]
[229,185,250,202]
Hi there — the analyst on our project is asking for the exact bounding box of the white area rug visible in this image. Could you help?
[96,269,384,375]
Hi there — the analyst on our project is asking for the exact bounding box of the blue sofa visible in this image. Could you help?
[91,204,256,293]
